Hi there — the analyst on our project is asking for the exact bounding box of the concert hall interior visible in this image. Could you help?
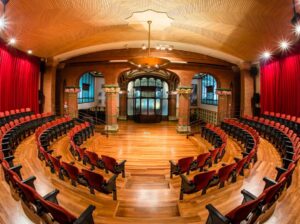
[1,1,300,224]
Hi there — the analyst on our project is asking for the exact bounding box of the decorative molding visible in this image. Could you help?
[65,86,80,93]
[103,85,120,94]
[177,86,193,95]
[216,88,232,95]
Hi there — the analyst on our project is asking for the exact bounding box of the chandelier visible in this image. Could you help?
[129,20,170,71]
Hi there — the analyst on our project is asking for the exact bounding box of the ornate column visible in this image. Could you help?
[64,87,80,118]
[118,90,127,120]
[168,92,177,121]
[216,88,232,123]
[176,86,192,133]
[104,85,120,132]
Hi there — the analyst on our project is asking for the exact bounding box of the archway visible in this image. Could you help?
[118,69,180,123]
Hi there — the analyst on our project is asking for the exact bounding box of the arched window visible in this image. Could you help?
[78,73,95,104]
[201,74,218,105]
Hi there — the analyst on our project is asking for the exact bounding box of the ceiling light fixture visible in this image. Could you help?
[129,20,170,71]
[8,37,16,45]
[280,40,290,50]
[27,50,33,54]
[262,51,271,60]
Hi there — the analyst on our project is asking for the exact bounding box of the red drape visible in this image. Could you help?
[0,41,40,113]
[261,53,300,117]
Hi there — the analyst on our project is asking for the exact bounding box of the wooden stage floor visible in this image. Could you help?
[0,121,299,223]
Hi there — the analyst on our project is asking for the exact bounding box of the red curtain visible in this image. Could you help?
[261,53,300,117]
[0,41,40,113]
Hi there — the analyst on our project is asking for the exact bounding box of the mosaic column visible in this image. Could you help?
[176,86,192,133]
[64,87,80,118]
[104,85,120,132]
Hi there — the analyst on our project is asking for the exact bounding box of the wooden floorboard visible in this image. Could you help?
[0,121,299,223]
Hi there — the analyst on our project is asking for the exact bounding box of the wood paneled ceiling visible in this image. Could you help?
[2,0,294,62]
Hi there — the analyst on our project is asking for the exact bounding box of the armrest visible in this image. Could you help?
[221,163,227,167]
[282,158,294,169]
[22,176,36,189]
[105,174,118,192]
[242,152,249,158]
[46,149,54,154]
[74,205,96,224]
[234,157,241,163]
[2,148,12,156]
[275,167,287,181]
[70,161,75,165]
[205,204,230,224]
[118,160,126,167]
[241,189,257,203]
[43,189,60,204]
[55,155,62,160]
[180,174,195,192]
[169,160,177,169]
[10,164,23,179]
[3,155,14,166]
[263,177,277,190]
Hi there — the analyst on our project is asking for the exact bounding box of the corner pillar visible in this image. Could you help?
[104,85,120,132]
[176,87,192,133]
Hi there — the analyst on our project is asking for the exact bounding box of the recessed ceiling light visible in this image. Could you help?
[0,16,6,30]
[8,38,16,45]
[27,50,33,54]
[295,24,300,35]
[262,51,271,59]
[280,40,289,50]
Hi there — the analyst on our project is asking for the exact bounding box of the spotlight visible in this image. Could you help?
[8,38,16,45]
[262,51,271,60]
[161,46,166,50]
[168,45,173,51]
[294,24,300,35]
[280,41,289,50]
[27,50,33,54]
[155,45,160,50]
[141,44,147,50]
[0,16,6,30]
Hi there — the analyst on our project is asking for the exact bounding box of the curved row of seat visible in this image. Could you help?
[69,125,127,178]
[241,115,299,169]
[170,124,227,180]
[36,120,119,202]
[0,108,32,126]
[0,113,95,224]
[179,122,258,200]
[262,111,300,135]
[205,118,295,224]
[0,112,55,158]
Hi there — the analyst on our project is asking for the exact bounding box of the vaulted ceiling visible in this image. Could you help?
[1,0,294,63]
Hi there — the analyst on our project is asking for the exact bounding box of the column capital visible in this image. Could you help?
[177,86,193,95]
[103,85,120,94]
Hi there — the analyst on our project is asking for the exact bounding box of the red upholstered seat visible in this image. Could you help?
[225,192,266,224]
[194,153,211,170]
[13,175,39,206]
[40,199,77,224]
[217,163,237,187]
[81,169,105,193]
[178,157,194,173]
[61,161,81,186]
[235,156,248,176]
[193,170,216,191]
[85,151,103,169]
[101,155,117,173]
[209,148,219,163]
